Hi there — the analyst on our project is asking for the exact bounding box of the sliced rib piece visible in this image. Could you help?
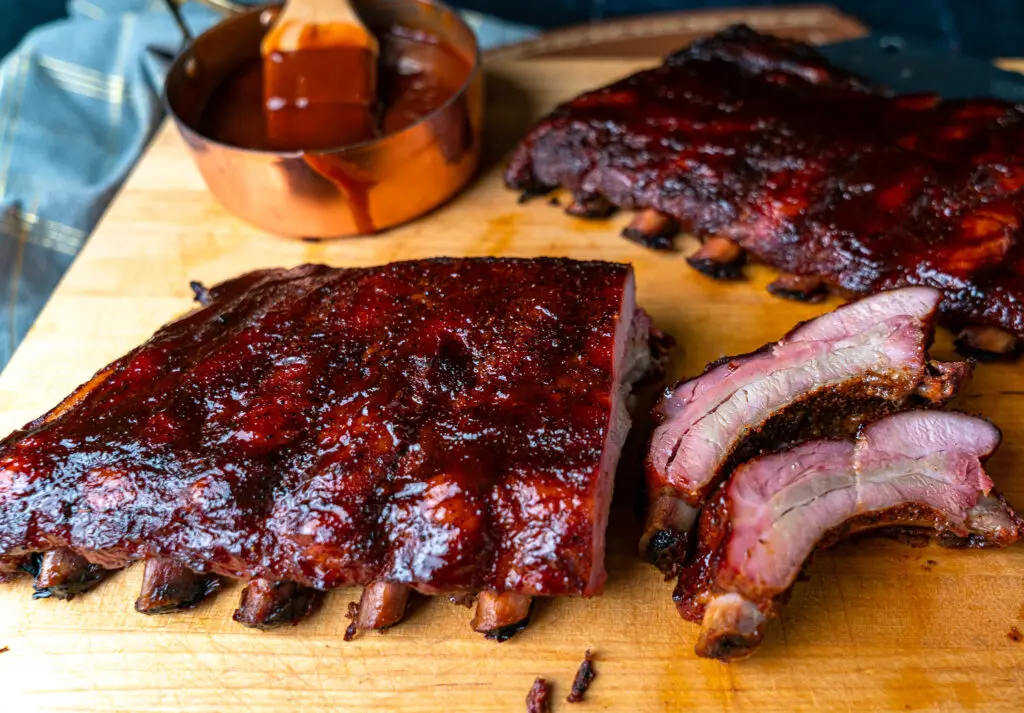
[506,25,1024,352]
[233,579,320,629]
[0,258,663,634]
[643,287,970,573]
[134,559,221,614]
[676,410,1022,661]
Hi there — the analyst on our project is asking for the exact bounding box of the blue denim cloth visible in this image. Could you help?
[0,0,536,368]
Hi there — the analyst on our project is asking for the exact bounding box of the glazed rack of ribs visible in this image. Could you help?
[506,24,1024,357]
[0,258,666,638]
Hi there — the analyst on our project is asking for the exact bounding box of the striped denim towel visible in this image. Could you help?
[0,0,537,369]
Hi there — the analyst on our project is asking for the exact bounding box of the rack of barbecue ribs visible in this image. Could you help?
[506,24,1024,358]
[0,258,668,638]
[643,288,1022,660]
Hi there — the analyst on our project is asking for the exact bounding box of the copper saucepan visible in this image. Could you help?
[163,1,484,239]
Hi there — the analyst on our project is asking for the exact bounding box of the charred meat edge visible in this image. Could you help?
[567,649,597,703]
[135,559,222,614]
[233,578,321,629]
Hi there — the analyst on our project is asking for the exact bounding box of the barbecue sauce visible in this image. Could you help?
[263,46,379,149]
[198,27,471,153]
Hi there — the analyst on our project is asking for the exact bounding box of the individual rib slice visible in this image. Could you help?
[676,410,1022,661]
[643,287,971,573]
[0,258,663,635]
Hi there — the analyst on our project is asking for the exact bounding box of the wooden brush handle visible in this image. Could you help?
[278,0,363,25]
[264,0,378,55]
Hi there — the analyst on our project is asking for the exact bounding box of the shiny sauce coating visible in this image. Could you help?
[507,25,1024,338]
[0,259,630,596]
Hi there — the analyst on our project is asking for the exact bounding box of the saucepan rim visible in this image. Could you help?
[162,0,483,158]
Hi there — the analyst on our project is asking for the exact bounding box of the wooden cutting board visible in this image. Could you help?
[1,57,1024,713]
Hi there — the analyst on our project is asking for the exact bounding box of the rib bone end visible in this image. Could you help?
[232,579,319,629]
[687,237,746,279]
[565,194,615,219]
[955,325,1020,360]
[353,582,411,633]
[694,593,766,662]
[32,549,106,601]
[471,591,533,641]
[621,209,679,250]
[640,492,699,576]
[914,360,974,406]
[134,558,222,615]
[766,273,827,302]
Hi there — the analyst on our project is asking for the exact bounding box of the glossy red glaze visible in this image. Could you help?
[506,25,1024,338]
[0,258,633,596]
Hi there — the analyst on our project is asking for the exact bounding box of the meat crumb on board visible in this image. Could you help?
[567,649,597,703]
[343,601,359,642]
[1009,626,1023,643]
[527,677,552,713]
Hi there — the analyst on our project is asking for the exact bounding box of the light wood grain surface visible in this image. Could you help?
[1,58,1023,713]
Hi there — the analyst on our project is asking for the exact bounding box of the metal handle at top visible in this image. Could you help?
[190,0,250,15]
[162,0,251,44]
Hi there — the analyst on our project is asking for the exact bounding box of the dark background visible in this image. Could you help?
[460,0,1024,58]
[5,0,1024,58]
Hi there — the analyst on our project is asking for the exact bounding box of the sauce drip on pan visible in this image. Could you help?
[198,27,472,153]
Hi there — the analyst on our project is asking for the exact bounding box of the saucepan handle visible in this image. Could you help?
[163,0,251,44]
[191,0,250,15]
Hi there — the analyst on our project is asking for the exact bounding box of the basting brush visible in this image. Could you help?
[262,0,380,150]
